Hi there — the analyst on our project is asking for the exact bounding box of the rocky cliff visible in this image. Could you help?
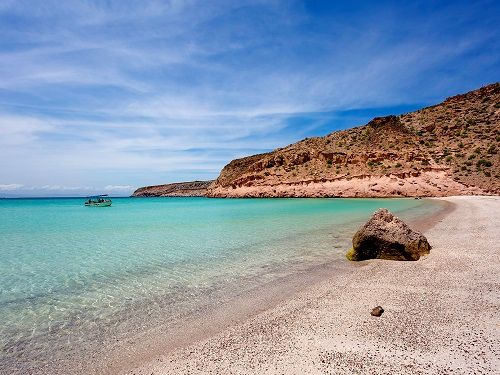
[207,83,500,197]
[132,181,214,197]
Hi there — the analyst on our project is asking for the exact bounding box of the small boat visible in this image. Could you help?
[85,195,112,207]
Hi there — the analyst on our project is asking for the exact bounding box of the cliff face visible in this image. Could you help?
[132,181,214,197]
[207,83,500,197]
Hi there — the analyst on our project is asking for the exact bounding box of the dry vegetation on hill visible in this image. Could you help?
[133,181,214,197]
[207,83,500,197]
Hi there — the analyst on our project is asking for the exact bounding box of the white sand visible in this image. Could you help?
[128,196,500,375]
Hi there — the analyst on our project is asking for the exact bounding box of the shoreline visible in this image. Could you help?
[408,197,456,233]
[103,261,352,374]
[83,198,454,374]
[96,198,453,374]
[0,198,447,375]
[126,196,499,374]
[0,198,471,375]
[99,199,450,374]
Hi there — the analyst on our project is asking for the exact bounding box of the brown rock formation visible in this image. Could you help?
[132,181,214,197]
[347,208,431,261]
[207,83,500,197]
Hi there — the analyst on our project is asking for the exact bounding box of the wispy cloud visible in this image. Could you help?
[104,185,134,191]
[0,184,23,191]
[0,0,498,195]
[0,183,135,196]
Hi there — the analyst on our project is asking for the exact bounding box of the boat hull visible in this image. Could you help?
[85,201,112,207]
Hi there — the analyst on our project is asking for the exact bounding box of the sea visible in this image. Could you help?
[0,197,445,374]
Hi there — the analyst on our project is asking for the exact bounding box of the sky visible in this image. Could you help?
[0,0,498,197]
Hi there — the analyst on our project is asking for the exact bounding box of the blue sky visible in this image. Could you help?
[0,0,498,197]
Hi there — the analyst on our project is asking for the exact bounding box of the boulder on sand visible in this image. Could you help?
[346,208,431,261]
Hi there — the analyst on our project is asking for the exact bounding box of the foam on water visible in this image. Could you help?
[0,197,444,373]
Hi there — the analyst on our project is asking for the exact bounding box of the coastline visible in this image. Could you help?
[0,198,445,375]
[126,196,499,374]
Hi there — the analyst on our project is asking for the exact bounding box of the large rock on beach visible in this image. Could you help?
[347,208,431,261]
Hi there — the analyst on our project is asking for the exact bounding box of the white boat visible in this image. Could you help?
[85,195,112,207]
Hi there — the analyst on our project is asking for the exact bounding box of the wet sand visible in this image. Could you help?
[127,196,500,374]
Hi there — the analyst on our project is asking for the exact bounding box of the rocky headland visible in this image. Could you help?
[132,181,214,197]
[207,83,499,197]
[134,83,499,198]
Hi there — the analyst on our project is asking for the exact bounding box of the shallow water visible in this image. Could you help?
[0,197,443,373]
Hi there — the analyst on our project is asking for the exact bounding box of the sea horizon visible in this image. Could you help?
[1,197,130,199]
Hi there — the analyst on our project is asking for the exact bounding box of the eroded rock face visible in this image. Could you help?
[347,208,431,261]
[207,83,500,198]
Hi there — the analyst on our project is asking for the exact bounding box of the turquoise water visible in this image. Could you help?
[0,197,443,373]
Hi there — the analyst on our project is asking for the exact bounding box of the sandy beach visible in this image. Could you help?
[2,3,498,374]
[127,196,500,375]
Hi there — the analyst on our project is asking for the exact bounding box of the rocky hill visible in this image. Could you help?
[207,83,500,197]
[132,181,214,197]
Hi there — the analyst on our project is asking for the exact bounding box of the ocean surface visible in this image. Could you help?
[0,197,444,373]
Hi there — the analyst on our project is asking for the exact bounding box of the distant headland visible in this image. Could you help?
[132,180,214,197]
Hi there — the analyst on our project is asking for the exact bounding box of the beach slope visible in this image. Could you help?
[129,196,500,374]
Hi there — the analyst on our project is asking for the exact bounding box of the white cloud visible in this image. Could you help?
[0,184,23,190]
[38,185,93,191]
[104,185,134,191]
[0,115,55,145]
[0,0,497,195]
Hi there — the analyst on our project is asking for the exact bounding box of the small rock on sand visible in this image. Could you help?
[371,306,384,317]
